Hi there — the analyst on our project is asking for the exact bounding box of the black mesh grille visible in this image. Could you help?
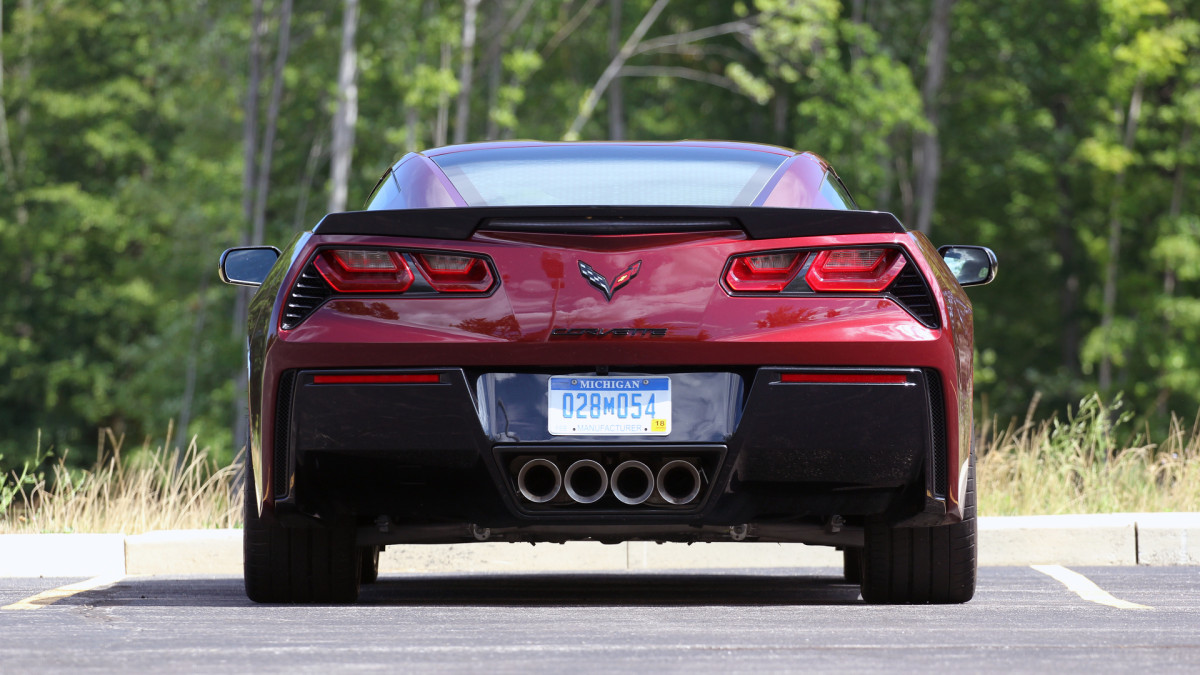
[281,264,332,330]
[273,370,296,499]
[925,368,947,498]
[888,263,940,328]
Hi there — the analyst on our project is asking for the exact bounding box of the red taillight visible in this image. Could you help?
[804,248,905,292]
[780,373,909,384]
[312,373,441,384]
[314,249,414,293]
[725,251,805,292]
[415,253,494,293]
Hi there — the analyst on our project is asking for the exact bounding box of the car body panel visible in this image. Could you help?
[232,141,988,548]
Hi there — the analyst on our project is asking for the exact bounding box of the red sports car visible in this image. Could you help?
[220,141,996,604]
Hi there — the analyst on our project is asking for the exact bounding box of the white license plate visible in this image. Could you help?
[547,376,671,435]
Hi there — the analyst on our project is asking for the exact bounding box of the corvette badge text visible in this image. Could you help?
[551,327,668,337]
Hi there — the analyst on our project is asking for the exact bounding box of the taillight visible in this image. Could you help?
[724,251,806,292]
[804,248,905,292]
[415,253,494,292]
[313,249,414,293]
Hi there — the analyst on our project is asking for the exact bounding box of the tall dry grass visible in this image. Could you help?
[0,427,242,534]
[3,394,1199,533]
[978,394,1200,515]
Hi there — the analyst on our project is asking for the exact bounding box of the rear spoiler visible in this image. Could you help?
[313,206,906,240]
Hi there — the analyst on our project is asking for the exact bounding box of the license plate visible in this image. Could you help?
[547,376,671,435]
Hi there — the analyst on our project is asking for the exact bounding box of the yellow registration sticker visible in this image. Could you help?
[651,419,667,433]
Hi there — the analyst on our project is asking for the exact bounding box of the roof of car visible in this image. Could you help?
[420,139,805,159]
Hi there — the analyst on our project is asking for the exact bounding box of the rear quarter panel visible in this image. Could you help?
[910,231,975,513]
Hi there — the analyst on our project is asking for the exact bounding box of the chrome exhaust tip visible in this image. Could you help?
[517,459,561,503]
[611,460,654,505]
[656,460,702,505]
[564,459,608,504]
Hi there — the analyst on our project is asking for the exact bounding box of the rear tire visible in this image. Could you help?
[860,449,976,604]
[243,470,361,603]
[842,547,863,584]
[360,545,381,584]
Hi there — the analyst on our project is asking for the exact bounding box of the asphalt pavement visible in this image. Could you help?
[2,566,1198,672]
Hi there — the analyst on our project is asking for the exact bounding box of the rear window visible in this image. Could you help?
[430,145,788,207]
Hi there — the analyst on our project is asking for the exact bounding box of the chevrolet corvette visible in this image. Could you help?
[219,141,996,604]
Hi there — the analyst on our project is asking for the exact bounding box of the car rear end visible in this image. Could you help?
[254,211,961,530]
[227,142,991,604]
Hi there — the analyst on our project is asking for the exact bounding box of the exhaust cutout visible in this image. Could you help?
[517,459,561,503]
[564,459,608,504]
[657,460,702,505]
[611,460,654,505]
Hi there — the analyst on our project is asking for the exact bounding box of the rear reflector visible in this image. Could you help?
[780,373,909,385]
[312,374,441,384]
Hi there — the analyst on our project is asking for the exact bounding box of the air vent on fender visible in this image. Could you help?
[886,263,940,328]
[281,263,332,330]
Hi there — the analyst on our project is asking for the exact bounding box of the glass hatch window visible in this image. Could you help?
[430,145,788,207]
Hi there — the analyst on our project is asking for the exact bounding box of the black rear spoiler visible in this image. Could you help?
[313,206,906,240]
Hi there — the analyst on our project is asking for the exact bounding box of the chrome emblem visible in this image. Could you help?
[578,260,642,301]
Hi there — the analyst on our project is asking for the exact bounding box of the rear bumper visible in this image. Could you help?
[268,366,953,541]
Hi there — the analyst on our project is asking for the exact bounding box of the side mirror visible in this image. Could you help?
[219,246,281,287]
[938,245,996,287]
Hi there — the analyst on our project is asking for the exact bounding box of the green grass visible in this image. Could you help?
[2,394,1198,533]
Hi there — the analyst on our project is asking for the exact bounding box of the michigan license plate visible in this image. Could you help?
[547,376,671,435]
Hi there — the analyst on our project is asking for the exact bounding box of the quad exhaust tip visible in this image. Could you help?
[517,458,562,503]
[516,457,703,506]
[611,460,655,505]
[564,459,609,504]
[656,459,702,505]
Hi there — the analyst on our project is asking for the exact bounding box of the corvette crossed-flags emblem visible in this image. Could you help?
[577,260,642,301]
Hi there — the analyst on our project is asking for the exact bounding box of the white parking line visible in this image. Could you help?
[1031,565,1151,610]
[1,575,126,611]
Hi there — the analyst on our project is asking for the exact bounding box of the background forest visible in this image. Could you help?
[1,0,1198,470]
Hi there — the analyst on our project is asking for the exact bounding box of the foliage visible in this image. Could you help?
[4,399,1196,532]
[0,427,242,534]
[0,0,1199,473]
[978,394,1200,515]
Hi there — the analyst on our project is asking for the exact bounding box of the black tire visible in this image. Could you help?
[860,449,976,604]
[842,547,863,584]
[243,470,361,603]
[359,545,381,584]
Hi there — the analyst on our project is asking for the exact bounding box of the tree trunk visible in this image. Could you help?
[1098,75,1144,391]
[435,42,451,146]
[175,273,209,464]
[0,0,20,195]
[232,0,266,456]
[772,90,787,147]
[1155,122,1191,414]
[564,0,669,140]
[913,0,954,235]
[252,0,293,246]
[607,0,625,140]
[453,0,481,145]
[1056,172,1080,377]
[240,0,264,249]
[328,0,359,213]
[294,130,326,232]
[485,46,502,140]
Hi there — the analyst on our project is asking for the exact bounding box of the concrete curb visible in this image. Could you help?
[2,513,1197,577]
